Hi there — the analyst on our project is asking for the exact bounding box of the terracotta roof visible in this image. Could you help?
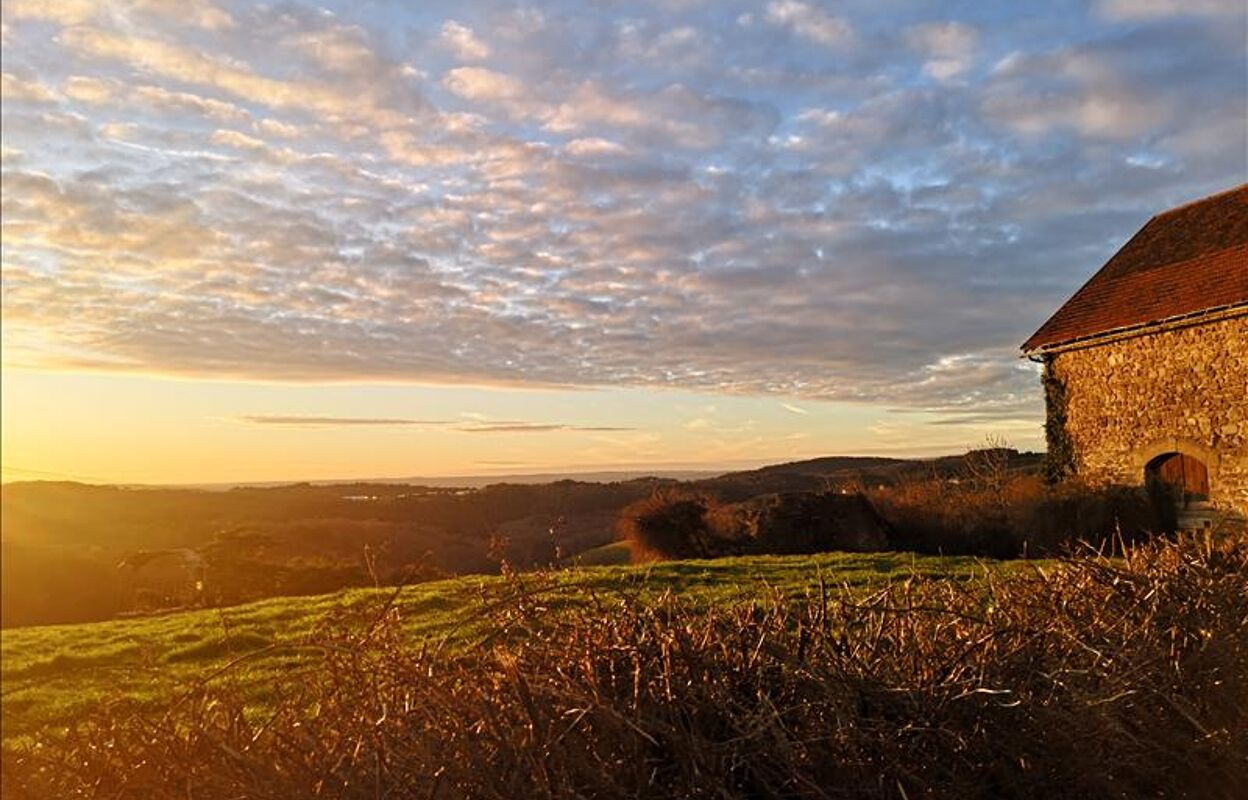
[1022,184,1248,353]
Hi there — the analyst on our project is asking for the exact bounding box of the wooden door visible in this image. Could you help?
[1150,453,1209,502]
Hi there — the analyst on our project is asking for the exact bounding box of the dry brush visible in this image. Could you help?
[4,536,1246,799]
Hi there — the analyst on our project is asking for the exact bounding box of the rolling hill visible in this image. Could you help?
[0,450,1043,628]
[1,549,1020,745]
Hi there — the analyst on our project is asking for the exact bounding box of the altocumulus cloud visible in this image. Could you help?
[0,0,1244,427]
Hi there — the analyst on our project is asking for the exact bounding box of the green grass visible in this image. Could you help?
[1,550,1037,746]
[562,539,633,566]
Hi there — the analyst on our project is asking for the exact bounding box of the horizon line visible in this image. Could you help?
[0,448,1041,489]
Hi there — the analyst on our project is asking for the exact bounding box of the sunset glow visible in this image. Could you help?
[2,0,1244,483]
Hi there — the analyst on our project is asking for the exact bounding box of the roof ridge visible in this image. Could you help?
[1150,182,1248,220]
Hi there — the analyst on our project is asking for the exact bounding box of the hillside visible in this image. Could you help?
[5,538,1244,799]
[699,451,1044,498]
[0,450,1042,628]
[1,549,1019,745]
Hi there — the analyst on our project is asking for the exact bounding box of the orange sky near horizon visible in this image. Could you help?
[0,365,1044,485]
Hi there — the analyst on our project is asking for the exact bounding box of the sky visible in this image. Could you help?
[1,0,1245,484]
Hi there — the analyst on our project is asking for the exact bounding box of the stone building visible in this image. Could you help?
[1022,184,1248,526]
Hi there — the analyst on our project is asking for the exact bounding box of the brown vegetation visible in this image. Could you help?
[5,535,1245,799]
[618,489,892,561]
[616,444,1168,563]
[726,491,890,553]
[868,472,1172,558]
[616,488,731,560]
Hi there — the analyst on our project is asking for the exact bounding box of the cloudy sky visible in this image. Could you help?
[1,0,1245,483]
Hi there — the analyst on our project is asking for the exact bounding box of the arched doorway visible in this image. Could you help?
[1145,452,1212,530]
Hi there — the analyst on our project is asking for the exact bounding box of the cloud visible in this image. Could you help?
[563,137,627,157]
[1096,0,1244,20]
[131,84,251,122]
[765,1,853,47]
[3,0,98,25]
[442,66,544,119]
[4,0,241,31]
[440,21,490,61]
[210,128,266,150]
[1,72,59,103]
[781,403,809,415]
[257,118,301,139]
[1,0,1243,431]
[237,415,452,427]
[460,423,636,433]
[615,21,709,68]
[905,21,980,83]
[62,75,117,104]
[288,23,379,76]
[978,27,1236,141]
[139,0,236,31]
[58,25,417,131]
[546,81,775,148]
[232,415,633,432]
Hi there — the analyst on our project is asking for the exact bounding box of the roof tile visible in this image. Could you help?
[1023,184,1248,352]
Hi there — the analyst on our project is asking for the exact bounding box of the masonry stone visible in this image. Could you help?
[1048,313,1248,515]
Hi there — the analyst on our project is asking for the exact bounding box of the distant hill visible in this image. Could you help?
[1,450,1042,628]
[44,453,1040,493]
[696,451,1042,499]
[696,456,907,496]
[178,469,724,490]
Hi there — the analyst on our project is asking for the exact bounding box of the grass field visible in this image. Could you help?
[1,549,1023,745]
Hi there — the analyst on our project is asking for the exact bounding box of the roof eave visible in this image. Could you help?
[1021,302,1248,357]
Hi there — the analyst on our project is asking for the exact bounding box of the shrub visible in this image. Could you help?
[618,490,893,561]
[870,474,1169,558]
[616,489,732,560]
[730,492,891,554]
[1009,479,1174,554]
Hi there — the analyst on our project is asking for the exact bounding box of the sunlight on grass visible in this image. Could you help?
[1,550,1038,744]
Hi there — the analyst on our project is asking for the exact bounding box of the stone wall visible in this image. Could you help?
[1048,312,1248,515]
